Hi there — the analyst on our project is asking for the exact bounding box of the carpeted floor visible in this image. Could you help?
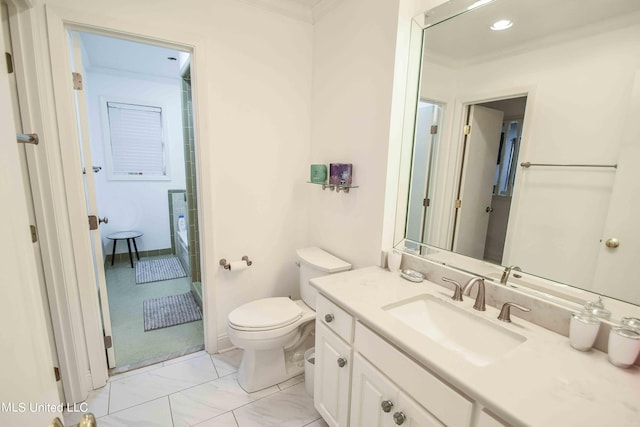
[105,256,203,368]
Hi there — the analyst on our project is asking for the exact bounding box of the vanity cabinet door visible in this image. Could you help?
[351,353,444,427]
[396,391,444,427]
[314,322,352,427]
[350,353,397,427]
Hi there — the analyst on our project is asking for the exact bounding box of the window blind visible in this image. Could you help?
[106,102,165,177]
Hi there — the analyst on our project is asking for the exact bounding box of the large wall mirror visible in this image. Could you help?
[396,0,640,308]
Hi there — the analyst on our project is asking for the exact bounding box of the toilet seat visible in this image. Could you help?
[228,297,303,331]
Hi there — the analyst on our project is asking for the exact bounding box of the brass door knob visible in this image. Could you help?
[605,238,620,249]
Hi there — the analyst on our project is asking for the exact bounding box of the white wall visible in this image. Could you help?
[84,67,186,254]
[418,23,640,289]
[309,0,402,268]
[41,0,313,344]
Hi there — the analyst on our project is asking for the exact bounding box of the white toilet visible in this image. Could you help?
[227,247,351,392]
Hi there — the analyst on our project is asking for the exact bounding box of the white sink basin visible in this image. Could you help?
[383,295,526,366]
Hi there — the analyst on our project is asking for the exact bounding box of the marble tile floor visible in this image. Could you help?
[63,349,328,427]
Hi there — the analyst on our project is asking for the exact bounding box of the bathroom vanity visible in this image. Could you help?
[311,267,640,427]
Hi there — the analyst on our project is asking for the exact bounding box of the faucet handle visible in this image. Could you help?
[442,277,463,301]
[498,302,531,323]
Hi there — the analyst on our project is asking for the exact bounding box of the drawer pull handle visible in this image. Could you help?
[393,411,406,425]
[337,357,347,368]
[325,314,334,323]
[381,400,394,413]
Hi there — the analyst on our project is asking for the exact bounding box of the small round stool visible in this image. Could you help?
[106,231,143,268]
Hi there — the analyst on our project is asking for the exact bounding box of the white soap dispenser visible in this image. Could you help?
[569,302,601,351]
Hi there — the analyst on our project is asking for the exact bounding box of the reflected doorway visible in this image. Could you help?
[452,96,527,264]
[406,100,444,244]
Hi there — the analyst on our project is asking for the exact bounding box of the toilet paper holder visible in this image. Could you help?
[219,256,252,270]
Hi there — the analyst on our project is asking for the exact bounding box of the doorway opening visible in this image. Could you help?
[405,100,444,246]
[452,96,527,265]
[70,31,204,372]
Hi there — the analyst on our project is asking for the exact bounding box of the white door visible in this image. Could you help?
[350,354,397,427]
[454,105,504,258]
[68,31,116,368]
[396,391,444,427]
[314,323,352,427]
[0,8,62,426]
[350,354,443,427]
[2,0,64,401]
[591,73,640,303]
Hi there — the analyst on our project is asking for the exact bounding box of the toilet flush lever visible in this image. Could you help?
[325,314,334,323]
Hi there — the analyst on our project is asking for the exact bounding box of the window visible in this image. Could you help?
[103,101,169,180]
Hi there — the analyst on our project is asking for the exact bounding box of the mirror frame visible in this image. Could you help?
[392,0,640,320]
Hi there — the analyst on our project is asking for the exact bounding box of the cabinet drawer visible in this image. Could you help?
[355,322,473,427]
[317,294,354,343]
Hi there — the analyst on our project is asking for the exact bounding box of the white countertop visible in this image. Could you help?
[310,266,640,427]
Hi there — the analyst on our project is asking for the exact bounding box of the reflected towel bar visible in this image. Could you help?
[520,162,617,169]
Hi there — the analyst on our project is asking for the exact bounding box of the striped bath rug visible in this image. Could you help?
[135,257,187,284]
[143,292,202,331]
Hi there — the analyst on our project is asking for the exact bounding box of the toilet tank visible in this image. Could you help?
[296,247,351,310]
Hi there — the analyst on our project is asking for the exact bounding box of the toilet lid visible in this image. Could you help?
[228,297,303,330]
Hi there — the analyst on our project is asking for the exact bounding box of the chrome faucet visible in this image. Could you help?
[500,265,522,285]
[462,277,486,311]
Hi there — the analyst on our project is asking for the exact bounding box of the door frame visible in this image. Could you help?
[43,5,217,390]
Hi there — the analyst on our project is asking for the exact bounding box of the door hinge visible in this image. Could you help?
[72,72,83,90]
[104,335,112,349]
[30,225,38,243]
[430,125,438,135]
[423,198,430,207]
[54,367,61,382]
[5,52,13,74]
[455,199,462,209]
[463,125,471,135]
[88,215,98,230]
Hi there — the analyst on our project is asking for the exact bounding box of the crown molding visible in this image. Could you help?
[236,0,313,23]
[311,0,341,23]
[236,0,339,24]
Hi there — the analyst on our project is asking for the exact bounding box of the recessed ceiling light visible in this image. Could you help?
[467,0,494,11]
[490,19,513,31]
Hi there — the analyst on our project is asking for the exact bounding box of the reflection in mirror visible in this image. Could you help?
[399,0,640,307]
[406,100,443,244]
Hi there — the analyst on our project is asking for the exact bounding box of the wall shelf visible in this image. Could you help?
[307,181,359,193]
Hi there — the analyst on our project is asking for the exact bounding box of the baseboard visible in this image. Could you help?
[105,247,173,264]
[216,333,234,353]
